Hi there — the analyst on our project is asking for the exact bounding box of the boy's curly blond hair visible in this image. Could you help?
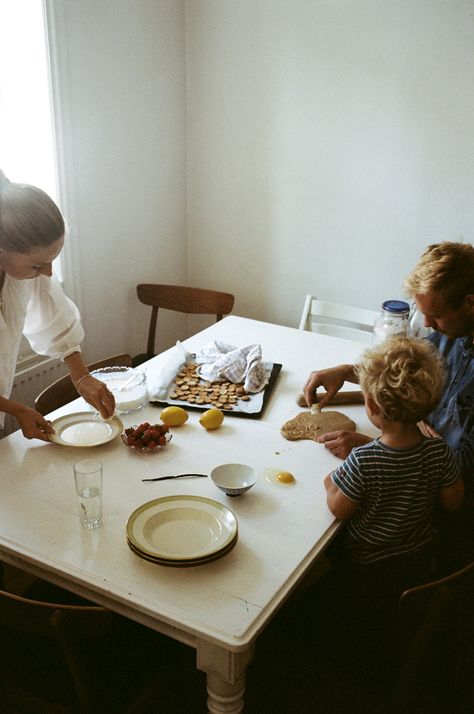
[355,336,445,423]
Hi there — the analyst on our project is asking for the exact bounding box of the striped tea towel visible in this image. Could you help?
[195,340,268,393]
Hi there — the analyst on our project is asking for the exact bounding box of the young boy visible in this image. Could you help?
[325,336,464,578]
[257,338,466,694]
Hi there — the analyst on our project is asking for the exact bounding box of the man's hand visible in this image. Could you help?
[303,364,357,408]
[318,430,372,459]
[421,422,441,439]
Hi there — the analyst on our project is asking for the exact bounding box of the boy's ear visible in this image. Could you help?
[365,396,380,416]
[465,294,474,313]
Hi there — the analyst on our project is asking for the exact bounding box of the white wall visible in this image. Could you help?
[50,0,474,360]
[186,0,474,327]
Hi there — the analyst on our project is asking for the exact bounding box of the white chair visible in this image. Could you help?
[298,295,378,344]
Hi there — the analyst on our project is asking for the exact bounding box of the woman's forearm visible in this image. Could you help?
[64,351,90,387]
[0,394,27,418]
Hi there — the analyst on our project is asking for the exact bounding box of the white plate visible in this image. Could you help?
[126,496,238,561]
[49,412,123,447]
[126,533,238,567]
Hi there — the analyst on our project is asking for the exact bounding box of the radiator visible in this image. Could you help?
[3,358,68,437]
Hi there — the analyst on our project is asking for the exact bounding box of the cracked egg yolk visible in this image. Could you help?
[264,468,296,488]
[277,471,295,484]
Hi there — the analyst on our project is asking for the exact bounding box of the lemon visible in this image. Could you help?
[160,406,189,427]
[199,407,224,430]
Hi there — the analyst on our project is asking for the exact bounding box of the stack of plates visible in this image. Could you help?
[126,495,238,567]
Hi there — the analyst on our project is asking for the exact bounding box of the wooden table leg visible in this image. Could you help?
[196,641,254,714]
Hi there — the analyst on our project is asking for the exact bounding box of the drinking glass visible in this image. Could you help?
[73,460,103,529]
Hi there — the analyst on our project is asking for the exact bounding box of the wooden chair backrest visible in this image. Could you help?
[0,586,106,636]
[395,559,474,704]
[136,284,235,356]
[0,585,177,712]
[399,558,474,619]
[35,353,132,416]
[0,585,108,709]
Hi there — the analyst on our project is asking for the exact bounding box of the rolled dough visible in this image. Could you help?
[281,409,356,442]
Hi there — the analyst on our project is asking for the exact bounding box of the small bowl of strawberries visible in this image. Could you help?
[121,422,172,454]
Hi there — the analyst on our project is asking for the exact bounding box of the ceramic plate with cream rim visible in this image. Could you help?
[49,412,123,447]
[126,496,238,561]
[126,532,238,567]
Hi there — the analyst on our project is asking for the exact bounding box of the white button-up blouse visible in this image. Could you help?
[0,273,84,428]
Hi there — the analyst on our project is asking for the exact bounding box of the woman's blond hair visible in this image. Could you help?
[356,336,445,423]
[0,170,65,253]
[404,241,474,309]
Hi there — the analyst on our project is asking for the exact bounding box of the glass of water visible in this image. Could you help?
[73,460,103,529]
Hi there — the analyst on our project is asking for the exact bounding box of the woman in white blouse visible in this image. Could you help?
[0,171,115,440]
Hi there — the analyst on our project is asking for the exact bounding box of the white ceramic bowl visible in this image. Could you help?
[210,463,257,497]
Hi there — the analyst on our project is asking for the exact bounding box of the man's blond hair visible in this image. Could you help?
[356,336,445,423]
[404,241,474,309]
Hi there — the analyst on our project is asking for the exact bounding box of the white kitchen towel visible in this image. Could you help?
[195,340,268,393]
[146,341,192,400]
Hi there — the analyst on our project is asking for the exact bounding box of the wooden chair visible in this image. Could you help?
[307,560,474,712]
[392,559,474,712]
[133,283,235,366]
[35,353,132,415]
[0,581,181,713]
[248,559,473,713]
[298,294,378,344]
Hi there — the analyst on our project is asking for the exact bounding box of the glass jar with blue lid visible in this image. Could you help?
[373,300,410,345]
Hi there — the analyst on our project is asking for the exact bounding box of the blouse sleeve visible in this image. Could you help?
[23,275,85,360]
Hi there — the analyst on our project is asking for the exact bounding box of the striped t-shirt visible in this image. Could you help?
[332,437,460,564]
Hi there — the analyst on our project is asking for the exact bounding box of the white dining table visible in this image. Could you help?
[0,316,379,713]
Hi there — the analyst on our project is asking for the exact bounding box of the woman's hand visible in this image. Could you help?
[65,352,115,419]
[76,375,115,419]
[303,364,357,408]
[14,404,55,442]
[318,430,372,459]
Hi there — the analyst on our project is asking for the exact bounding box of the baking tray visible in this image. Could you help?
[149,362,282,419]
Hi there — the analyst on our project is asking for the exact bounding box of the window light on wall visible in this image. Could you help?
[0,0,57,196]
[0,0,62,361]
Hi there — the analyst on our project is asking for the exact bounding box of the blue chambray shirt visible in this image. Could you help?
[428,332,474,495]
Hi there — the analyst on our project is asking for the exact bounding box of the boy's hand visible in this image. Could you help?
[318,430,372,459]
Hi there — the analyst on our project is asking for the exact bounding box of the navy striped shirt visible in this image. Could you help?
[332,437,460,564]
